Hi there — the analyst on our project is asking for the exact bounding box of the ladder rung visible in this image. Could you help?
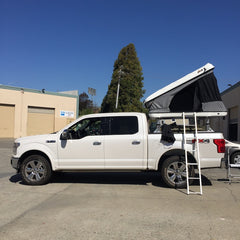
[188,177,201,180]
[187,163,199,166]
[229,164,240,168]
[229,175,240,178]
[188,192,202,195]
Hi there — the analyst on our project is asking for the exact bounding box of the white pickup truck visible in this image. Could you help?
[11,112,225,188]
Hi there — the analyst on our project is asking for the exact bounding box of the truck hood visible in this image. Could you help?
[15,133,58,144]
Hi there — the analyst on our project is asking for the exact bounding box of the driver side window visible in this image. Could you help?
[68,117,102,139]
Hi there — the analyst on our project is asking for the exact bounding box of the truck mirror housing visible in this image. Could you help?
[60,130,69,140]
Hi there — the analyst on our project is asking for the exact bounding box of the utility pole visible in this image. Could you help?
[88,87,96,111]
[115,65,124,109]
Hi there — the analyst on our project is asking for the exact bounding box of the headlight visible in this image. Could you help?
[13,142,20,155]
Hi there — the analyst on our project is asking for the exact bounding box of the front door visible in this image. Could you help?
[58,117,104,169]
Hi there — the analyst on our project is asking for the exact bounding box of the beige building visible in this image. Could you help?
[221,82,240,141]
[211,81,240,142]
[0,85,79,138]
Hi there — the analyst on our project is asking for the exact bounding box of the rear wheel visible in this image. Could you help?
[20,155,52,185]
[161,155,195,188]
[230,151,240,165]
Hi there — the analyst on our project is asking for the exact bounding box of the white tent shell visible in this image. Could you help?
[144,63,227,118]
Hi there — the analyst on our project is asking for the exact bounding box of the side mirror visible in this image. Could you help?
[60,129,69,140]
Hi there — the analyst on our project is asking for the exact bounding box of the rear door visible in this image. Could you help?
[104,116,145,169]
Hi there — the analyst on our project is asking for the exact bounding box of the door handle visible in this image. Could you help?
[93,141,101,146]
[132,140,141,145]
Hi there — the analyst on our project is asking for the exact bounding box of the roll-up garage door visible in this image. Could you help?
[0,104,15,138]
[27,107,55,136]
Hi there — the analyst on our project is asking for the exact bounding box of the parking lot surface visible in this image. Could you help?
[0,139,240,240]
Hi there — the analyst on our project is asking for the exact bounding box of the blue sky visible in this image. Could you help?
[1,0,240,106]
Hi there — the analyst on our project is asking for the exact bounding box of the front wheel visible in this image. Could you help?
[20,155,52,185]
[161,156,195,188]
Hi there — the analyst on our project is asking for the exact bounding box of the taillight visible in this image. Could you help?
[213,139,225,153]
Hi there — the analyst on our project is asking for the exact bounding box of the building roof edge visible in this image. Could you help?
[0,84,78,99]
[221,81,240,96]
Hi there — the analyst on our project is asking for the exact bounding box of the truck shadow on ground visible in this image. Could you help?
[9,172,212,188]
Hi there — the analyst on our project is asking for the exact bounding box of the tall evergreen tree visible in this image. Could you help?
[79,92,92,111]
[101,43,145,112]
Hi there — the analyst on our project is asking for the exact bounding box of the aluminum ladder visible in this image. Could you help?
[183,112,203,195]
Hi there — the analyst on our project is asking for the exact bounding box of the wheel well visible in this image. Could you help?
[231,151,240,156]
[19,150,52,170]
[158,149,197,171]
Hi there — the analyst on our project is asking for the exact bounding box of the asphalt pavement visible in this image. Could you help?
[0,138,240,240]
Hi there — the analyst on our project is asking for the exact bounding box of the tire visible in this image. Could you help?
[161,155,195,188]
[230,151,240,165]
[20,155,52,185]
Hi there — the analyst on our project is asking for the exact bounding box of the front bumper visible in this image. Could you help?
[11,157,20,171]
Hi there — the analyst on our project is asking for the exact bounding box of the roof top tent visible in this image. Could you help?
[144,63,227,118]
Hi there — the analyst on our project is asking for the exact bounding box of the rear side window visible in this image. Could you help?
[110,116,138,135]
